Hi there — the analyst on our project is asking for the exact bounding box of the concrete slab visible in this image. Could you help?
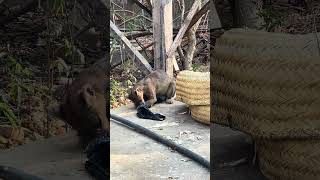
[110,101,210,180]
[0,132,93,180]
[211,124,267,180]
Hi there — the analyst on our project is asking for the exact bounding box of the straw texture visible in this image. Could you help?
[218,28,320,53]
[176,70,210,124]
[257,139,320,180]
[212,28,320,139]
[190,105,210,125]
[176,71,210,105]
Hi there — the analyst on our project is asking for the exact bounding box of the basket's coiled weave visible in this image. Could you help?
[176,71,210,124]
[176,71,210,105]
[213,28,320,180]
[257,139,320,180]
[213,29,320,139]
[190,105,210,125]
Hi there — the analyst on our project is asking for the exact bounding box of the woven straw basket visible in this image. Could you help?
[257,139,320,180]
[176,71,210,105]
[217,28,320,53]
[190,105,210,125]
[213,29,320,139]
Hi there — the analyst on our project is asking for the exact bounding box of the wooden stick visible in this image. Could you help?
[130,0,152,16]
[110,20,153,74]
[186,1,210,33]
[125,31,153,40]
[166,0,201,71]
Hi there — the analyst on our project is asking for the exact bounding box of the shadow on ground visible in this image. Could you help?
[211,124,267,180]
[0,131,93,180]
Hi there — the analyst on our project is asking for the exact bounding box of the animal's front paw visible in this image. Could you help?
[165,99,174,104]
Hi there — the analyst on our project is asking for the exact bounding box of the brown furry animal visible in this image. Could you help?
[55,58,109,144]
[128,70,176,108]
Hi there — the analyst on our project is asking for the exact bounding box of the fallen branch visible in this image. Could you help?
[118,14,152,26]
[125,31,153,40]
[186,1,210,33]
[130,0,152,16]
[110,20,153,74]
[135,38,152,60]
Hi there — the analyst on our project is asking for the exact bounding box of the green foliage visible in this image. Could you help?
[7,79,34,101]
[110,79,120,104]
[35,85,50,97]
[1,56,50,126]
[123,15,146,31]
[51,0,65,15]
[125,79,133,87]
[0,103,17,127]
[50,58,69,76]
[63,39,73,58]
[192,63,201,72]
[258,7,286,32]
[110,79,128,106]
[6,56,33,78]
[0,95,17,127]
[5,56,35,102]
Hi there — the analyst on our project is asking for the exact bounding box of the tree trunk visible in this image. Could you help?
[184,0,203,70]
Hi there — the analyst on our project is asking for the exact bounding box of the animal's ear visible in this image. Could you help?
[80,84,96,106]
[134,87,143,95]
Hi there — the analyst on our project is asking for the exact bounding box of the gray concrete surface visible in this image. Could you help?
[110,101,210,180]
[0,102,266,180]
[0,131,93,180]
[211,124,267,180]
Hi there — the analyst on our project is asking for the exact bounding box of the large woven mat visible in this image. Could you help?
[190,105,210,125]
[176,70,210,105]
[213,28,320,139]
[257,139,320,180]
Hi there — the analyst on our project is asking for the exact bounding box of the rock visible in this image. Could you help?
[10,127,24,144]
[0,135,8,144]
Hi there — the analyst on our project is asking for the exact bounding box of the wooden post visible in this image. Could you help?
[166,0,201,72]
[153,0,174,78]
